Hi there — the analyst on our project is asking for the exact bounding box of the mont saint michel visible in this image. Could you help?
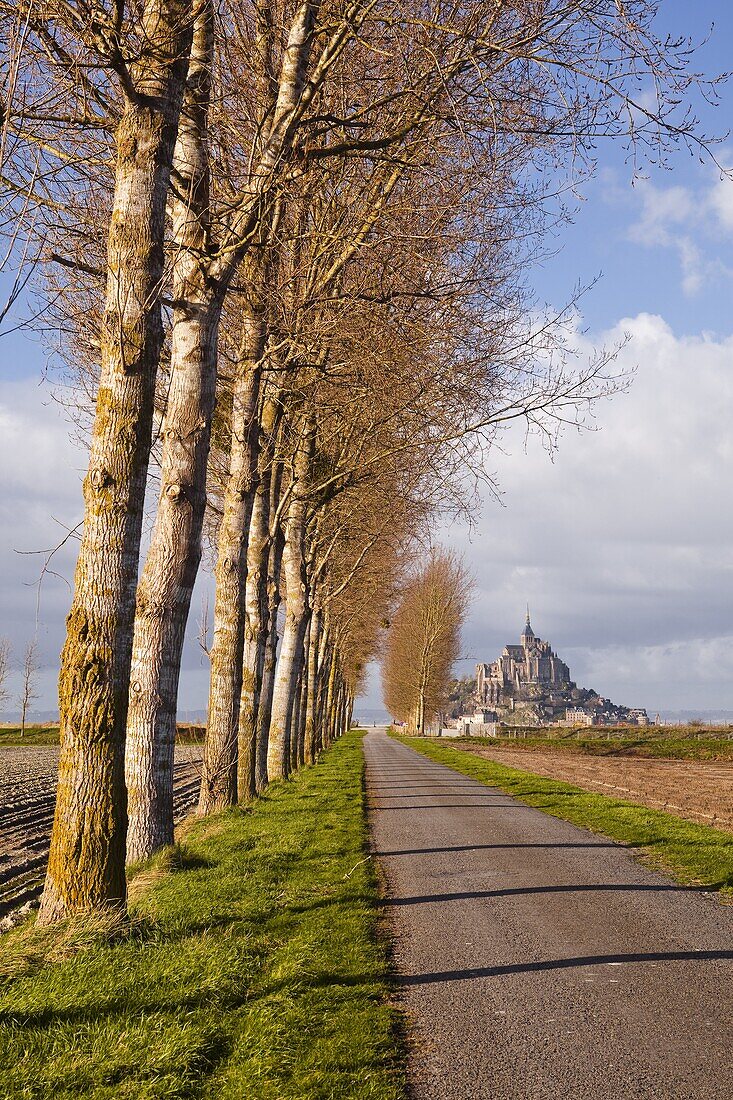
[474,612,648,727]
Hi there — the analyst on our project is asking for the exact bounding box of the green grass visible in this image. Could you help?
[0,731,404,1100]
[490,724,733,741]
[394,734,733,898]
[0,725,60,746]
[455,734,733,761]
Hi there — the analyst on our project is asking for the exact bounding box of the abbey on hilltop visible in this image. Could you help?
[474,611,648,727]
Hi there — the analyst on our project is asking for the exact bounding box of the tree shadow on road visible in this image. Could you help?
[397,949,733,986]
[373,842,619,856]
[382,882,703,906]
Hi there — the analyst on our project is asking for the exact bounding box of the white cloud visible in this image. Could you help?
[445,313,733,711]
[628,183,696,246]
[624,167,733,297]
[627,181,709,296]
[709,171,733,232]
[0,375,215,718]
[0,378,83,717]
[0,386,82,503]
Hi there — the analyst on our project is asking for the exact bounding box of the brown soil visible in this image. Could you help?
[0,745,202,920]
[453,744,733,832]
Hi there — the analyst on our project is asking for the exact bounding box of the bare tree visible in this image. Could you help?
[0,637,11,714]
[18,639,39,737]
[25,0,196,925]
[2,0,726,919]
[383,552,472,735]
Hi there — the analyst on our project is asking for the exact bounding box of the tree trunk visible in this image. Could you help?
[198,313,266,814]
[236,402,284,800]
[125,4,218,863]
[255,527,283,791]
[323,641,338,749]
[294,616,310,768]
[125,276,221,857]
[236,474,271,803]
[289,655,304,773]
[38,0,192,924]
[339,686,347,737]
[333,681,344,740]
[267,491,310,781]
[303,606,321,764]
[313,621,330,755]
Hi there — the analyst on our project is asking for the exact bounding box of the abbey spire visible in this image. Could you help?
[521,605,535,644]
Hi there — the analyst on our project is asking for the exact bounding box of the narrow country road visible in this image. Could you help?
[364,730,733,1100]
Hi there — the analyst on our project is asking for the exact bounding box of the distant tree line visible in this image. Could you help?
[0,0,721,923]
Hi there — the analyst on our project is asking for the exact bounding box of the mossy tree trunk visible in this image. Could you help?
[38,0,192,925]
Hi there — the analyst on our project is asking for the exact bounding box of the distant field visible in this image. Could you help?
[0,724,206,748]
[0,727,60,747]
[456,733,733,761]
[473,724,733,743]
[443,738,733,832]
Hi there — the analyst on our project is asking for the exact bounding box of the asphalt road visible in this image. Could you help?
[364,730,733,1100]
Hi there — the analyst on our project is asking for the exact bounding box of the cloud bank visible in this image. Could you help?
[453,312,733,712]
[2,311,732,718]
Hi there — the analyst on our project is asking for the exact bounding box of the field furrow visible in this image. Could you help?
[0,746,202,921]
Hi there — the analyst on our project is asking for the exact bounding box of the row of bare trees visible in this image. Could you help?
[0,0,720,923]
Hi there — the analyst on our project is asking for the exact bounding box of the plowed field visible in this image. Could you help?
[0,746,202,920]
[453,743,733,831]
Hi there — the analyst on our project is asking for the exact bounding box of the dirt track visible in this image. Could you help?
[0,745,202,920]
[453,744,733,830]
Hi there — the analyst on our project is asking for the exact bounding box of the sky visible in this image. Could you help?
[2,2,733,721]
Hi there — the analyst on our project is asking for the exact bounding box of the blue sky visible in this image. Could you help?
[529,1,733,335]
[2,2,733,719]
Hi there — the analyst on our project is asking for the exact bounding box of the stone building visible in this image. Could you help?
[475,611,648,726]
[565,707,596,726]
[476,611,574,710]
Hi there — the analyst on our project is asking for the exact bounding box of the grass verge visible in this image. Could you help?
[453,735,733,761]
[394,734,733,898]
[0,730,404,1100]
